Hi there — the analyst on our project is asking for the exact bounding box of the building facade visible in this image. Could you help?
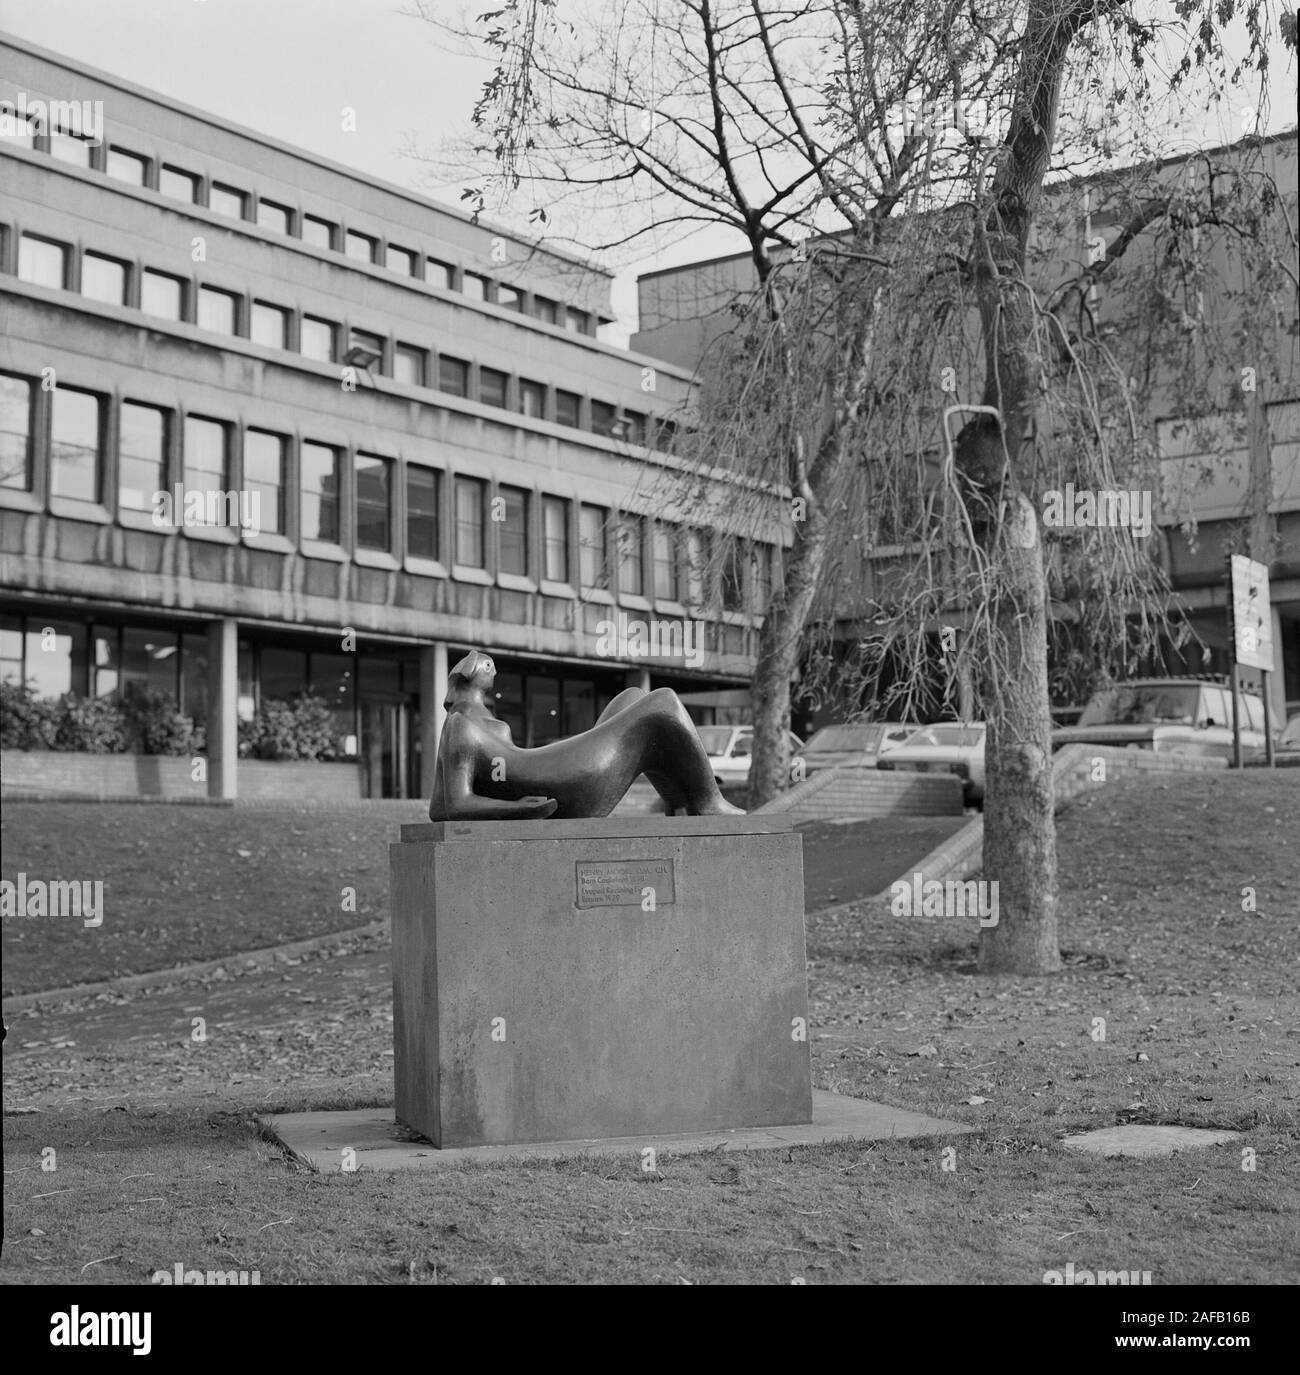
[633,133,1300,726]
[0,36,785,798]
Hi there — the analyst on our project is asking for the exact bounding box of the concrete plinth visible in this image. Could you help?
[265,1091,976,1171]
[391,815,812,1148]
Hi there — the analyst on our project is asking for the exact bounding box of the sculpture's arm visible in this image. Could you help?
[433,720,557,820]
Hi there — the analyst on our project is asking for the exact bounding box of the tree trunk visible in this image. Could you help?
[968,0,1085,974]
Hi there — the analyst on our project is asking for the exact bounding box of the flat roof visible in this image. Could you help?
[0,32,613,283]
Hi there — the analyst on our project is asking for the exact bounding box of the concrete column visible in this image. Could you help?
[626,667,652,693]
[419,642,448,798]
[205,617,238,800]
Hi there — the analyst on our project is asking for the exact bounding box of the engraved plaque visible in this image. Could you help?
[575,858,675,909]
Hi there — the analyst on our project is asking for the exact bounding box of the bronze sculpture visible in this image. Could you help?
[429,649,746,820]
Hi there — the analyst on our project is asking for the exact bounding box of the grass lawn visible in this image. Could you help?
[0,804,961,996]
[2,771,1297,1284]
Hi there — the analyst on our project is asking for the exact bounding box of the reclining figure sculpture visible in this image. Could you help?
[429,649,746,820]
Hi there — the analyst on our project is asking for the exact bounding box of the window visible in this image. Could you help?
[251,300,290,349]
[209,183,247,219]
[519,380,546,419]
[498,485,530,576]
[653,417,679,451]
[565,307,590,334]
[6,115,36,149]
[301,316,337,362]
[23,620,87,698]
[386,244,417,276]
[107,147,149,185]
[618,515,645,596]
[0,374,34,492]
[455,476,486,567]
[354,454,392,550]
[623,410,648,445]
[303,214,336,250]
[555,390,581,428]
[183,415,229,501]
[393,344,426,386]
[345,230,378,264]
[301,442,341,543]
[50,129,92,167]
[533,296,558,325]
[591,400,618,438]
[579,504,608,589]
[721,542,745,611]
[141,269,184,320]
[463,272,488,301]
[119,402,168,514]
[81,251,127,305]
[426,258,454,290]
[160,165,199,203]
[51,387,101,503]
[18,234,67,288]
[1,615,23,683]
[244,430,286,535]
[480,367,508,408]
[653,525,679,600]
[752,543,773,612]
[257,198,293,234]
[347,329,386,372]
[438,355,469,397]
[198,285,239,335]
[122,627,179,697]
[687,528,710,608]
[497,285,522,310]
[543,496,570,582]
[406,465,441,561]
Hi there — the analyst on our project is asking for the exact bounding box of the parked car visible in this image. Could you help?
[796,722,920,774]
[695,724,805,787]
[1052,677,1268,760]
[874,722,987,804]
[1246,713,1300,767]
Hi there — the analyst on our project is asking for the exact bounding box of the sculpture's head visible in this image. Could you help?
[445,649,496,708]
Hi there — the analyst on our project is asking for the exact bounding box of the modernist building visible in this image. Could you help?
[0,35,784,798]
[633,132,1300,726]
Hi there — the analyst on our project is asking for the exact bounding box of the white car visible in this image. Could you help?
[695,724,805,787]
[874,722,987,804]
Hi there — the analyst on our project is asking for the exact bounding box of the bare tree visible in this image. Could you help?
[416,0,1293,974]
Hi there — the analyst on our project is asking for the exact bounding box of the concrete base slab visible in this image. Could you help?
[264,1090,975,1171]
[1062,1125,1242,1158]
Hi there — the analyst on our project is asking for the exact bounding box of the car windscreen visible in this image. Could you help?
[695,727,734,754]
[804,725,884,753]
[1079,685,1199,726]
[899,725,983,748]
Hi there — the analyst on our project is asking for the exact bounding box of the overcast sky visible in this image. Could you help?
[3,1,1293,346]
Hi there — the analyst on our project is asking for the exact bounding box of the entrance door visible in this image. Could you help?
[361,698,413,798]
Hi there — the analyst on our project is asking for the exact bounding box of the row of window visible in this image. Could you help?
[0,371,772,612]
[9,229,680,446]
[9,116,598,333]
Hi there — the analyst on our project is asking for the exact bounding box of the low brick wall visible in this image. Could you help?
[1,750,363,802]
[1053,742,1227,806]
[756,765,964,820]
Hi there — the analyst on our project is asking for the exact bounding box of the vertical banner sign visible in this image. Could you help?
[1227,555,1273,672]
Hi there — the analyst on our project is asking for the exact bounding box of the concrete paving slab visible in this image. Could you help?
[264,1090,975,1171]
[1062,1125,1242,1158]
